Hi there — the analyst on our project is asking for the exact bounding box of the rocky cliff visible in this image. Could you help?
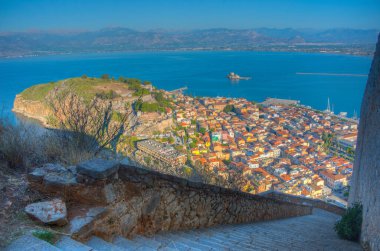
[12,94,51,125]
[348,33,380,251]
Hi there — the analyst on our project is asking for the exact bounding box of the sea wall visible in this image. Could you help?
[261,190,346,215]
[28,159,312,241]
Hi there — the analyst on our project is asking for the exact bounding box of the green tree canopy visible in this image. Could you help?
[101,74,109,80]
[223,104,235,113]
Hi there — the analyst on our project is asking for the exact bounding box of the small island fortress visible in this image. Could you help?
[227,72,251,80]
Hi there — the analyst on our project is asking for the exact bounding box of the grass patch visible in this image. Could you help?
[32,230,55,244]
[19,76,159,105]
[15,211,29,221]
[20,77,126,102]
[20,82,57,101]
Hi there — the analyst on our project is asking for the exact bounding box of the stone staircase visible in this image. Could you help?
[5,209,362,251]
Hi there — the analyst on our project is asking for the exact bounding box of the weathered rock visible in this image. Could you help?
[66,165,78,175]
[44,172,77,187]
[77,158,119,179]
[27,168,46,183]
[142,192,161,215]
[69,207,107,235]
[349,33,380,251]
[103,184,117,203]
[28,163,67,182]
[25,198,68,226]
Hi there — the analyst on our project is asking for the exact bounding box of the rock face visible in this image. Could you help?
[25,198,68,226]
[28,159,313,241]
[12,95,51,125]
[348,34,380,251]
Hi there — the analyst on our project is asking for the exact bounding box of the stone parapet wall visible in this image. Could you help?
[260,190,346,216]
[28,159,312,241]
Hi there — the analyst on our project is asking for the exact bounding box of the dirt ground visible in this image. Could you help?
[94,82,133,97]
[0,164,49,247]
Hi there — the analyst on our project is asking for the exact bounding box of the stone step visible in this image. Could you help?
[133,235,163,249]
[6,209,362,251]
[86,236,128,251]
[153,234,201,251]
[163,233,213,250]
[183,231,264,250]
[112,236,145,250]
[4,234,62,251]
[55,236,96,251]
[180,232,239,250]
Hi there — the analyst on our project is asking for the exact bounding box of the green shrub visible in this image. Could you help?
[101,74,109,80]
[223,104,235,113]
[32,230,55,244]
[334,203,362,241]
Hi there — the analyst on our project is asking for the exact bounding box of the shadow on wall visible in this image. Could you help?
[348,33,380,251]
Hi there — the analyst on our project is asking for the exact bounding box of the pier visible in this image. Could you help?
[262,98,300,106]
[169,86,188,94]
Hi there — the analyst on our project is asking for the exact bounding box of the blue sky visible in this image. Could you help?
[0,0,379,32]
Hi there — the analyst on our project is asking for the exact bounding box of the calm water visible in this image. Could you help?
[0,51,371,119]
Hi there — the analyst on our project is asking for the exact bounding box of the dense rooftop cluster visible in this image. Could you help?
[160,93,358,202]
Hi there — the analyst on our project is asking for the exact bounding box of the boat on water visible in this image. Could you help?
[227,72,251,80]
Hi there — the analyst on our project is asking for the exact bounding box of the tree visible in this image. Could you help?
[101,74,109,80]
[322,132,335,152]
[47,87,134,155]
[223,159,231,165]
[199,127,206,134]
[346,147,355,156]
[223,104,235,113]
[168,137,175,144]
[189,141,197,149]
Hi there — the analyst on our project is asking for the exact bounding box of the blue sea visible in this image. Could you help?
[0,51,372,120]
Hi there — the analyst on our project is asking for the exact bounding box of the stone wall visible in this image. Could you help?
[28,159,312,241]
[261,190,346,215]
[349,33,380,251]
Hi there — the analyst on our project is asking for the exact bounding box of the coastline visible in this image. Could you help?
[12,94,50,126]
[12,90,358,129]
[0,48,374,60]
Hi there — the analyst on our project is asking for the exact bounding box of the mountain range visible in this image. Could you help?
[0,27,378,57]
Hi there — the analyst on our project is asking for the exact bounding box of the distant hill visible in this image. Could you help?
[0,27,378,57]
